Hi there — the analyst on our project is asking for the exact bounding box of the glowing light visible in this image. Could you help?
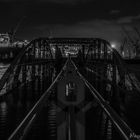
[111,43,116,48]
[52,47,56,52]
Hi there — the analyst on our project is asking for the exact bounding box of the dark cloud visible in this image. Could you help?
[0,0,92,4]
[110,10,120,15]
[0,0,140,46]
[117,15,140,24]
[42,0,92,4]
[31,19,122,42]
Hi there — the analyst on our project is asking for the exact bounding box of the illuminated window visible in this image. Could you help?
[65,82,77,102]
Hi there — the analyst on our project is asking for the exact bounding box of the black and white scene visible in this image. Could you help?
[0,0,140,140]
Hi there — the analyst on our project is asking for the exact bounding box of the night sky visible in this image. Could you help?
[0,0,140,47]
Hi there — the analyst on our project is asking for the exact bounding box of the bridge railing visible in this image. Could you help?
[76,51,140,117]
[71,60,139,140]
[7,59,68,140]
[0,38,64,96]
[0,46,28,96]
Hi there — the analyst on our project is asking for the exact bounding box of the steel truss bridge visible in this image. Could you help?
[0,38,140,140]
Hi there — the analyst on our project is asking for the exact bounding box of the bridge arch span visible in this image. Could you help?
[0,37,138,105]
[0,38,139,140]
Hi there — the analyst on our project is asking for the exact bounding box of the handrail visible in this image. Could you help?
[110,48,140,92]
[0,44,55,95]
[71,60,139,140]
[85,67,136,96]
[8,59,69,140]
[0,46,28,93]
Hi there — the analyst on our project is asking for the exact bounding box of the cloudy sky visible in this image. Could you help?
[0,0,140,47]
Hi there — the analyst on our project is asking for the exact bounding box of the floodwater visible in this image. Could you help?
[0,79,48,139]
[0,63,47,139]
[0,63,140,139]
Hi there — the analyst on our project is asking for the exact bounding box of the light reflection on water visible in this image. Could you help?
[0,101,8,139]
[0,74,46,139]
[0,102,7,121]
